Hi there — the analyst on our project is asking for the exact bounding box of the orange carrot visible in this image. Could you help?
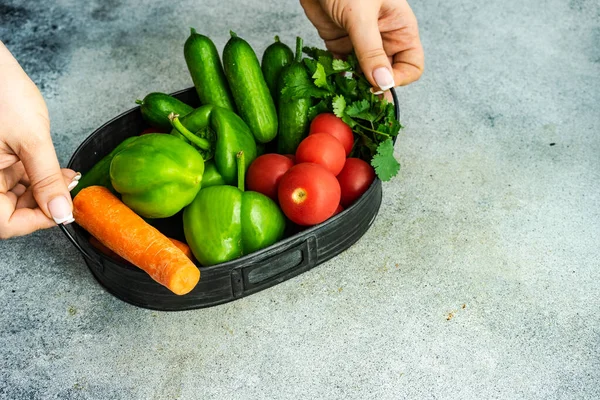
[73,186,200,295]
[89,236,195,263]
[169,238,195,261]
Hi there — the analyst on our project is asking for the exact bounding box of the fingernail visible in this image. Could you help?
[73,172,82,181]
[373,67,395,91]
[68,180,79,191]
[369,88,385,95]
[48,196,74,225]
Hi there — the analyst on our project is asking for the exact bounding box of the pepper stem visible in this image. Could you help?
[236,151,245,192]
[168,113,211,150]
[294,37,303,63]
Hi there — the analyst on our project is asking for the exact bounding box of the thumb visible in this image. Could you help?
[344,9,395,92]
[17,136,74,225]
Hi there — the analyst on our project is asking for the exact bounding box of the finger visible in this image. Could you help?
[0,196,56,239]
[16,171,80,210]
[0,162,26,192]
[6,183,26,208]
[15,135,74,225]
[10,183,27,198]
[344,8,395,91]
[391,41,425,86]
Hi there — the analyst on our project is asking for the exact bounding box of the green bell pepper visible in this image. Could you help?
[183,151,285,266]
[169,106,257,186]
[110,134,205,219]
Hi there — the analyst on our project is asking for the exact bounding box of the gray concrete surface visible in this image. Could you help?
[1,0,599,398]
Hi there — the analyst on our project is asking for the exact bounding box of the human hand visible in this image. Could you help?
[300,0,424,91]
[0,42,79,239]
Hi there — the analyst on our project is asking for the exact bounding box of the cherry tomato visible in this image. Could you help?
[332,204,344,216]
[283,154,296,163]
[141,127,167,135]
[295,133,346,176]
[309,113,354,156]
[246,154,295,201]
[336,158,376,207]
[278,163,341,226]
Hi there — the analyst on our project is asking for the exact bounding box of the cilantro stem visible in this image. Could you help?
[355,122,391,138]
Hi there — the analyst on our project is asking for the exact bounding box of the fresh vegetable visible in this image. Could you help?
[261,35,294,104]
[73,186,200,295]
[201,161,226,188]
[222,31,278,143]
[336,158,375,207]
[276,37,312,154]
[295,133,346,176]
[71,136,139,198]
[278,163,341,226]
[184,28,236,111]
[279,45,402,180]
[110,134,205,219]
[169,106,257,185]
[246,154,295,201]
[183,151,286,266]
[141,127,168,135]
[309,113,354,156]
[169,105,216,161]
[89,235,194,262]
[333,204,344,216]
[135,92,193,131]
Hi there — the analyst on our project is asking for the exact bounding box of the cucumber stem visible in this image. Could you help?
[294,37,303,63]
[168,113,211,150]
[274,35,280,42]
[236,151,245,192]
[190,27,197,35]
[135,99,143,105]
[230,30,238,38]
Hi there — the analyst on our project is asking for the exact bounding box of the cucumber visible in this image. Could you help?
[184,29,236,111]
[276,37,311,154]
[261,36,293,105]
[71,136,139,198]
[135,92,193,131]
[222,31,278,144]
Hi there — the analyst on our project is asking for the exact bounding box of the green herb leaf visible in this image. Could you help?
[308,99,330,120]
[332,95,346,118]
[332,59,351,72]
[371,139,400,181]
[345,99,374,121]
[312,63,328,88]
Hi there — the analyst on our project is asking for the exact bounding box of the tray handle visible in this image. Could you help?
[59,224,104,270]
[231,236,318,297]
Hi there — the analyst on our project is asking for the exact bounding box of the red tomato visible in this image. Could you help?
[336,158,376,207]
[141,127,167,135]
[332,204,344,216]
[246,154,295,201]
[278,163,341,226]
[295,133,346,176]
[309,113,354,156]
[283,154,296,164]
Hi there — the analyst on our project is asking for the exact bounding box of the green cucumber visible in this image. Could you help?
[276,37,311,154]
[184,29,236,111]
[261,36,293,105]
[135,92,193,131]
[222,31,278,144]
[71,136,139,198]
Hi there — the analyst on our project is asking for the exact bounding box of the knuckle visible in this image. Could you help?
[31,173,64,191]
[357,47,388,63]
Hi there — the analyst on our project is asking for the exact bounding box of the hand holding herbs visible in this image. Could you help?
[280,44,402,181]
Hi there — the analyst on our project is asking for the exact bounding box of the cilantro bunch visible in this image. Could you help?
[280,45,402,181]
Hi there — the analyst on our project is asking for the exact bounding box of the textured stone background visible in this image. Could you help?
[1,0,599,399]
